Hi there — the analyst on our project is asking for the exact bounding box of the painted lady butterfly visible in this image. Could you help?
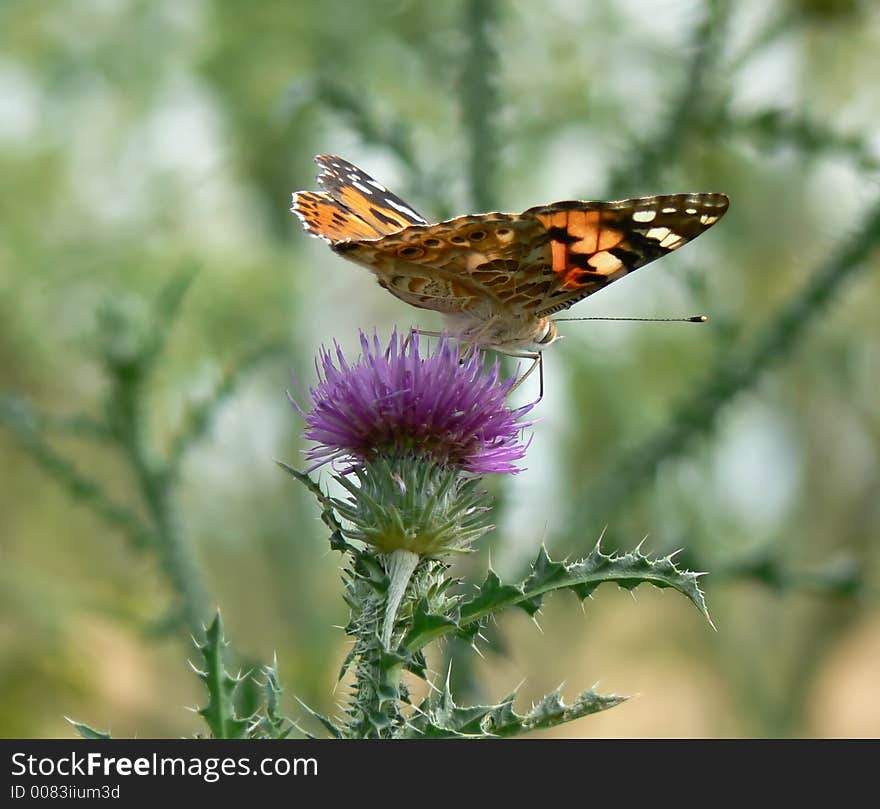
[292,155,728,358]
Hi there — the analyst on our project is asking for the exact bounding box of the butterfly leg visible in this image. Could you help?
[402,327,445,352]
[506,351,543,402]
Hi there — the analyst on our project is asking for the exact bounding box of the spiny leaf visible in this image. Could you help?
[491,687,627,737]
[248,657,294,740]
[65,718,111,739]
[461,568,525,620]
[400,599,459,652]
[276,462,354,553]
[194,613,249,739]
[402,681,626,739]
[295,697,343,739]
[405,540,711,655]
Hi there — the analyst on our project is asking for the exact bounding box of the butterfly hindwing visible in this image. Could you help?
[331,194,728,319]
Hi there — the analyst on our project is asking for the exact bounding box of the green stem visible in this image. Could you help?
[345,565,405,738]
[461,0,500,213]
[381,549,420,649]
[112,369,210,635]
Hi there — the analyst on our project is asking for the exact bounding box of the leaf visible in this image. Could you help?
[400,599,459,652]
[276,462,355,553]
[402,679,626,739]
[65,718,111,739]
[249,656,294,740]
[193,612,249,739]
[295,697,343,739]
[404,540,711,655]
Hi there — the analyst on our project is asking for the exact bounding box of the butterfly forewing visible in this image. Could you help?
[291,155,428,243]
[522,193,729,316]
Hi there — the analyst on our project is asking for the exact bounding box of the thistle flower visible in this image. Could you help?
[291,329,533,650]
[294,329,531,475]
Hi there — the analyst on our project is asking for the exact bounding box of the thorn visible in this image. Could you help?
[187,660,207,677]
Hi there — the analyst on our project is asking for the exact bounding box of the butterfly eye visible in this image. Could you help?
[397,246,425,259]
[450,235,467,245]
[537,321,557,345]
[423,238,441,247]
[469,230,486,241]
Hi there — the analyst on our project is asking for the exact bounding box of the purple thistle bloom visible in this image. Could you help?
[292,329,532,474]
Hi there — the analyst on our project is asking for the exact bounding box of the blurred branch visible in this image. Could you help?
[719,553,869,598]
[726,6,798,74]
[7,403,112,444]
[301,78,421,175]
[607,0,731,196]
[678,546,870,599]
[0,274,282,638]
[284,77,448,216]
[571,195,880,534]
[460,0,500,212]
[106,350,211,637]
[0,396,153,549]
[168,338,288,476]
[723,108,880,173]
[134,266,199,375]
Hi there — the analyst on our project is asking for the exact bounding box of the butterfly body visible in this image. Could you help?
[292,155,728,354]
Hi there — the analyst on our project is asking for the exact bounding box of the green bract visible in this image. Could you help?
[332,457,493,557]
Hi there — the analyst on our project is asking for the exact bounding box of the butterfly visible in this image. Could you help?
[291,154,728,371]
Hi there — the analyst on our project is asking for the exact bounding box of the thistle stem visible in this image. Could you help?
[381,549,420,649]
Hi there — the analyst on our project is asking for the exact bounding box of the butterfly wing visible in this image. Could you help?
[335,194,729,319]
[291,155,427,243]
[334,212,548,317]
[523,193,729,316]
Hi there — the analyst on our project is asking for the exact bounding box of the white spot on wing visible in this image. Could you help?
[700,214,719,225]
[662,207,676,214]
[633,210,656,223]
[386,198,426,223]
[646,226,672,242]
[351,180,374,195]
[685,208,697,215]
[660,232,684,249]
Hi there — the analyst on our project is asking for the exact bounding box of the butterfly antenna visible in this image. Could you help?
[553,315,708,323]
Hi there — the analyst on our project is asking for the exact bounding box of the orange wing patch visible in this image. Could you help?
[535,209,626,289]
[291,191,382,242]
[314,154,427,235]
[292,155,429,245]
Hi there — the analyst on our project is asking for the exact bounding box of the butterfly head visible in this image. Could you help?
[446,313,560,355]
[532,318,560,351]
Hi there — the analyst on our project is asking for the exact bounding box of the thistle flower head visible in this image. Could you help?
[294,329,531,474]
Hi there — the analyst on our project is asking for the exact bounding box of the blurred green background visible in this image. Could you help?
[1,0,878,738]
